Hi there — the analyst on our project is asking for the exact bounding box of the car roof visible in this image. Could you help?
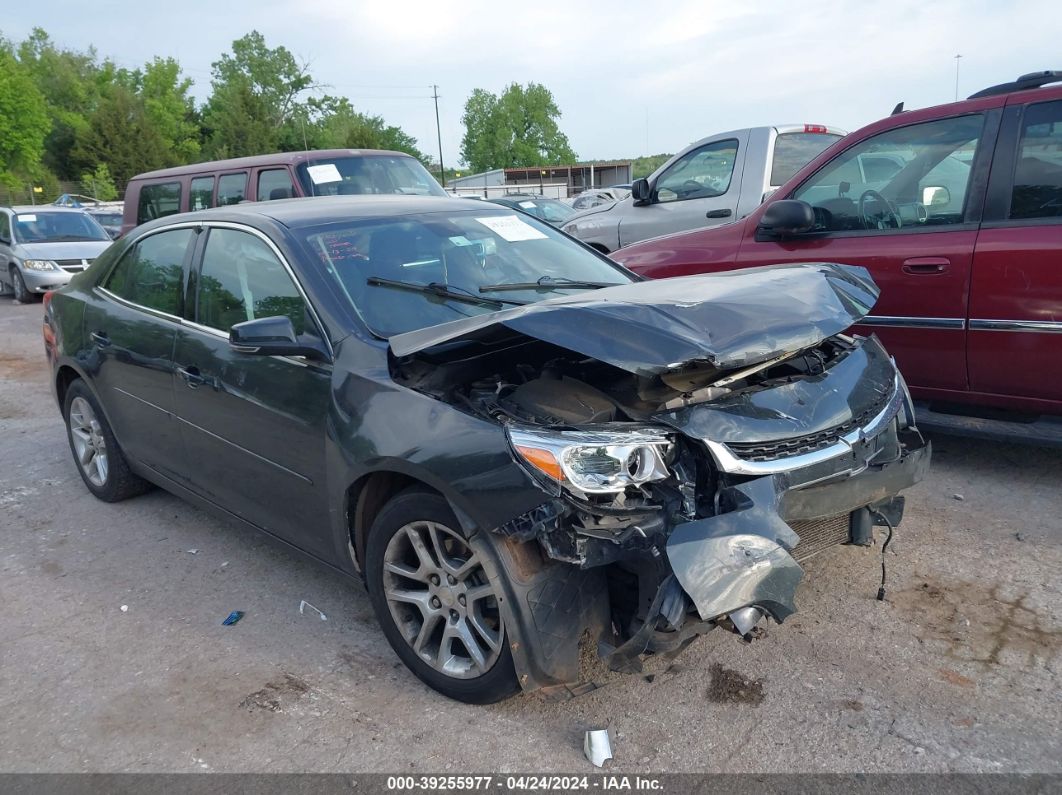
[129,148,415,181]
[135,195,511,233]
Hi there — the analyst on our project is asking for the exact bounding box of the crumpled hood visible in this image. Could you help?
[16,241,112,261]
[389,262,879,376]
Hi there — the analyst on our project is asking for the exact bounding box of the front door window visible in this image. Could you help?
[655,139,739,203]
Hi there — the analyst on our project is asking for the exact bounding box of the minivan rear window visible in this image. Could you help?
[771,132,843,187]
[218,173,248,206]
[137,182,182,225]
[191,176,215,211]
[295,155,446,198]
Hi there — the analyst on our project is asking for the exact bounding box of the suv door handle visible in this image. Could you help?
[902,257,950,274]
[706,208,733,219]
[177,365,211,389]
[90,331,111,347]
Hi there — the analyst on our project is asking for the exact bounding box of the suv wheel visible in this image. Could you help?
[64,380,151,502]
[10,267,35,304]
[365,489,518,703]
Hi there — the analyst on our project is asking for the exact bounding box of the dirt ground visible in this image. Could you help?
[1,298,1059,773]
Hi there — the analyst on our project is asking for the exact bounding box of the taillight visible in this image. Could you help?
[804,124,829,134]
[43,291,55,311]
[43,291,56,347]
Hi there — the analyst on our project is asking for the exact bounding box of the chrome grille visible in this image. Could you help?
[725,392,892,463]
[56,259,91,272]
[790,514,851,562]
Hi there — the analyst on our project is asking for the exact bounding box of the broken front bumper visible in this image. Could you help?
[666,435,930,625]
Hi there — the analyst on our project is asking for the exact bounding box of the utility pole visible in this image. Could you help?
[954,54,962,101]
[432,84,446,187]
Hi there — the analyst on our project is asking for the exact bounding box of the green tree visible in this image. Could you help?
[632,153,673,179]
[308,95,427,161]
[73,84,169,185]
[135,58,201,162]
[79,163,118,200]
[203,31,314,158]
[460,83,576,172]
[0,47,50,187]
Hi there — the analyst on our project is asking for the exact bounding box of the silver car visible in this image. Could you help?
[0,206,113,303]
[563,124,846,253]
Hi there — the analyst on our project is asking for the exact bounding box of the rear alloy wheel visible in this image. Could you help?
[365,490,518,703]
[63,380,150,502]
[10,267,36,304]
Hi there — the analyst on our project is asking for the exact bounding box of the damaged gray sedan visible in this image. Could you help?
[46,196,929,704]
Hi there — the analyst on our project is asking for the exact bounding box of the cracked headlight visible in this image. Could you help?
[22,259,60,271]
[508,427,673,494]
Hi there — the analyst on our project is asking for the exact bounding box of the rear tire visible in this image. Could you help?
[63,380,151,502]
[365,489,519,704]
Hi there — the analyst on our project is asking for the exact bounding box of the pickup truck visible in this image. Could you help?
[562,124,846,252]
[613,71,1062,445]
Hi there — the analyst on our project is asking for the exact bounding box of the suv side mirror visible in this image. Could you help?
[631,178,651,205]
[229,316,330,361]
[757,200,816,237]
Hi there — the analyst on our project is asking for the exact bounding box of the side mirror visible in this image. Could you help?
[922,185,951,206]
[631,178,651,205]
[757,200,816,237]
[229,316,330,361]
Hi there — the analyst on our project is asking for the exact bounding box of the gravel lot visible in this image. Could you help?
[1,298,1059,774]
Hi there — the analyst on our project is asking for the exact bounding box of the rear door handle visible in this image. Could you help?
[902,257,950,275]
[177,365,212,390]
[706,208,733,219]
[90,331,111,347]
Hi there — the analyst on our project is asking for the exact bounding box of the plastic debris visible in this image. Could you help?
[584,729,613,767]
[222,610,245,626]
[299,600,328,621]
[120,605,129,613]
[953,494,965,501]
[185,549,199,554]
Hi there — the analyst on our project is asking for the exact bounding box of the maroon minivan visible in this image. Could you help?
[613,72,1062,444]
[121,149,447,237]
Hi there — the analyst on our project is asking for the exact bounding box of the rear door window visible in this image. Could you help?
[137,182,182,225]
[217,173,248,206]
[1010,100,1062,220]
[257,169,296,201]
[191,176,215,211]
[104,228,194,315]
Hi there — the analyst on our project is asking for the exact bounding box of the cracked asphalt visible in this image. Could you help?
[1,298,1059,773]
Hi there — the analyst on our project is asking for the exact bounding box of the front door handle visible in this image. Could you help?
[90,330,111,347]
[902,257,950,275]
[177,365,211,389]
[706,208,733,219]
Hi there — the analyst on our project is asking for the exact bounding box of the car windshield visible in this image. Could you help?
[13,211,110,243]
[295,155,447,198]
[499,197,576,224]
[301,209,634,337]
[90,212,122,226]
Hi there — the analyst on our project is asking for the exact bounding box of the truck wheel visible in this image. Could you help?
[365,489,519,703]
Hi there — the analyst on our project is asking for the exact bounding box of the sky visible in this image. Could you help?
[5,0,1061,169]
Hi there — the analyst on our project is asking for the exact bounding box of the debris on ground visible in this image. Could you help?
[299,600,328,621]
[1015,532,1025,542]
[953,494,965,501]
[119,605,129,613]
[185,549,199,554]
[222,610,245,626]
[706,662,766,706]
[584,729,613,767]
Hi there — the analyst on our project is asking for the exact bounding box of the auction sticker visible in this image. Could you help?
[307,163,343,184]
[475,215,547,241]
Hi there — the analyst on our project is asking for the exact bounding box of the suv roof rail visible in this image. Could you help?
[968,70,1062,99]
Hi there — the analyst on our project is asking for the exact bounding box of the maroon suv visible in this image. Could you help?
[614,71,1062,444]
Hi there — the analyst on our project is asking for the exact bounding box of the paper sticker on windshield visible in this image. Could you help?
[475,215,547,242]
[17,214,37,223]
[448,235,473,246]
[518,201,536,209]
[307,164,343,185]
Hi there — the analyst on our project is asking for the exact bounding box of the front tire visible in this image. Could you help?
[64,380,151,502]
[365,489,518,703]
[10,267,37,304]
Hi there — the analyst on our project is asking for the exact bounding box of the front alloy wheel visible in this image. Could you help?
[365,490,518,703]
[11,268,34,304]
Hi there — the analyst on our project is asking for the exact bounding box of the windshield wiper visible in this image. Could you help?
[366,276,525,308]
[478,275,622,293]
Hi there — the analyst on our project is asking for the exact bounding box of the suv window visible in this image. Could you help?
[792,115,983,232]
[137,182,182,225]
[104,229,193,315]
[191,176,214,211]
[655,139,739,203]
[217,173,248,206]
[1010,100,1062,220]
[257,169,296,201]
[197,228,309,335]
